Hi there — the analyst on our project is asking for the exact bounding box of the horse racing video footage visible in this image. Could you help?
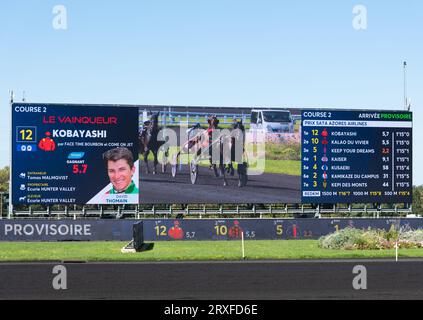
[138,107,302,204]
[12,103,139,205]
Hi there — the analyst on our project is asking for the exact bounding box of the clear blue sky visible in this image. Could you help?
[1,1,422,183]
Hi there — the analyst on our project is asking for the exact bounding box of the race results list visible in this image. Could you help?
[301,110,412,204]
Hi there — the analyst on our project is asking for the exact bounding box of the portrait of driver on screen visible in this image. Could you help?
[103,147,139,194]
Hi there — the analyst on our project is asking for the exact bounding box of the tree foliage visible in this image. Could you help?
[0,166,9,192]
[413,186,423,214]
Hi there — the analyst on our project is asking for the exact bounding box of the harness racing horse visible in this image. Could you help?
[139,113,168,174]
[172,115,247,187]
[206,115,228,186]
[226,119,248,187]
[172,115,228,186]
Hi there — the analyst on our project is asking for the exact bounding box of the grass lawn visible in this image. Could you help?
[249,159,300,176]
[0,240,422,262]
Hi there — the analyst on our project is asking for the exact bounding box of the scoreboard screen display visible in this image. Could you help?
[11,103,139,205]
[11,103,413,206]
[301,110,412,204]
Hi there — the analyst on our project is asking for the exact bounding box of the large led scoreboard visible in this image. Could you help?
[301,110,412,204]
[11,103,413,206]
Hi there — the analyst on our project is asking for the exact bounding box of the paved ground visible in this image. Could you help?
[140,164,301,204]
[1,260,423,300]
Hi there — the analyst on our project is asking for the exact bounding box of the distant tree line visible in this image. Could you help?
[413,185,423,215]
[0,166,9,192]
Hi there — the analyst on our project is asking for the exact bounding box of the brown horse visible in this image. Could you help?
[206,115,228,186]
[139,113,167,174]
[224,119,248,187]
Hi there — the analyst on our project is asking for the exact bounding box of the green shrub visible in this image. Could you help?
[318,227,423,250]
[318,228,362,250]
[400,229,423,243]
[385,224,399,242]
